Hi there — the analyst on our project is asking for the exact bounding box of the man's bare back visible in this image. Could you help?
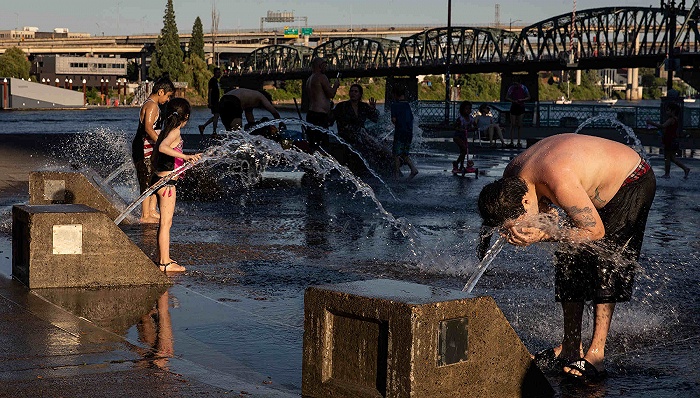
[505,134,641,211]
[225,88,270,110]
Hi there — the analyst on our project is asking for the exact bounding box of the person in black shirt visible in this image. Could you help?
[198,67,221,136]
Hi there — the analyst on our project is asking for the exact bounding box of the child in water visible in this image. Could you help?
[150,98,202,272]
[390,85,419,179]
[453,101,476,173]
[132,78,175,223]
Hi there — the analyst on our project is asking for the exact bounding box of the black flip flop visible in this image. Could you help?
[564,358,608,382]
[533,348,564,372]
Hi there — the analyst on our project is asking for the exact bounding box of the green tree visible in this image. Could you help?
[190,17,205,61]
[0,47,31,79]
[126,60,140,82]
[149,0,184,81]
[458,73,501,101]
[182,54,211,98]
[640,68,666,99]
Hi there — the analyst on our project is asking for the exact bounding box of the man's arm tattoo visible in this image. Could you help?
[564,205,598,228]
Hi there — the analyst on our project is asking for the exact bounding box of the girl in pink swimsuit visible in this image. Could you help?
[150,98,202,273]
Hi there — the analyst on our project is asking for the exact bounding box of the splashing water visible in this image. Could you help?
[574,115,646,158]
[114,157,206,225]
[462,235,507,293]
[251,118,398,201]
[114,121,417,242]
[103,162,132,185]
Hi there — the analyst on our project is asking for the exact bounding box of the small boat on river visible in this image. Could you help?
[598,98,618,106]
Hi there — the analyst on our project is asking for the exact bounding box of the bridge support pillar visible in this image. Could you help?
[140,52,148,82]
[385,76,418,111]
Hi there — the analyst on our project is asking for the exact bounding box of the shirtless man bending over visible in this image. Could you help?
[306,57,339,151]
[478,133,656,382]
[219,88,281,131]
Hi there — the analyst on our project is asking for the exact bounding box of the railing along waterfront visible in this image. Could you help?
[415,101,700,131]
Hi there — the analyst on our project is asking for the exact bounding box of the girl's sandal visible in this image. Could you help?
[158,260,186,273]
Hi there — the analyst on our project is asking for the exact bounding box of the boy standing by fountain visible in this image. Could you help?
[478,134,656,382]
[390,85,418,179]
[131,77,175,224]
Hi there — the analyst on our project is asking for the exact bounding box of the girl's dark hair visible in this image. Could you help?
[478,176,529,227]
[350,83,364,98]
[459,100,472,116]
[154,97,191,159]
[151,97,192,170]
[160,97,191,135]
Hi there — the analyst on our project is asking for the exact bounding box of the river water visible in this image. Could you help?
[0,106,698,397]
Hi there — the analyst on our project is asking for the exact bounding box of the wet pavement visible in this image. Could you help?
[1,119,699,397]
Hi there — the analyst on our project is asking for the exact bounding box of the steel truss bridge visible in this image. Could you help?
[235,6,700,81]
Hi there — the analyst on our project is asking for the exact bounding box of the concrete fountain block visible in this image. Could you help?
[12,204,170,288]
[29,169,129,223]
[302,279,552,398]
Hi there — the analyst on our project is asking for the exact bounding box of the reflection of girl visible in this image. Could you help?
[151,98,202,272]
[647,102,690,179]
[137,291,174,370]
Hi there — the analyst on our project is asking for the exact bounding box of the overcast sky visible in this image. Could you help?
[6,1,658,36]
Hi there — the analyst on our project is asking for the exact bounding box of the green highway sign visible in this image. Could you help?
[284,27,299,38]
[301,27,313,36]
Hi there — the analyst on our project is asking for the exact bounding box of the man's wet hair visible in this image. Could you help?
[478,176,529,227]
[151,77,175,95]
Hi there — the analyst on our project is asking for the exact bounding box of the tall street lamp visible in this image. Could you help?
[662,0,681,91]
[444,0,452,125]
[82,79,87,105]
[509,18,522,31]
